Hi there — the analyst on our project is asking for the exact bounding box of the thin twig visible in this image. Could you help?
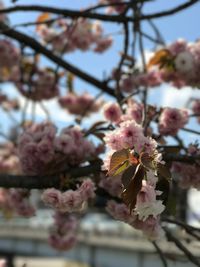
[152,241,168,267]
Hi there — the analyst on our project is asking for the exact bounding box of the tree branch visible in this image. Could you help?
[0,5,130,23]
[152,241,168,267]
[0,1,198,23]
[141,0,199,20]
[0,161,102,190]
[163,227,200,267]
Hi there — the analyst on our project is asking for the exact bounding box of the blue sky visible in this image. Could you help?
[0,0,200,143]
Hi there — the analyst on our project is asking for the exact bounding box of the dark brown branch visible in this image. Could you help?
[0,161,102,189]
[152,241,168,267]
[181,127,200,136]
[164,154,200,163]
[141,0,199,20]
[0,153,198,190]
[0,0,198,23]
[162,218,200,241]
[0,22,115,97]
[163,227,200,267]
[0,5,130,23]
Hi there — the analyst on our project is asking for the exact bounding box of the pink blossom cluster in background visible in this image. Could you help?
[37,18,112,54]
[158,107,189,136]
[15,67,59,101]
[0,188,35,217]
[99,0,126,14]
[42,179,96,213]
[59,92,103,116]
[18,122,98,175]
[171,144,200,190]
[103,99,143,124]
[48,212,78,251]
[99,174,122,197]
[116,39,200,92]
[0,259,6,267]
[119,70,162,93]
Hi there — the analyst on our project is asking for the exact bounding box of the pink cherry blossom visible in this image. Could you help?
[103,102,122,123]
[159,107,189,136]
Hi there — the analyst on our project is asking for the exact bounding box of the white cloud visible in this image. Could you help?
[160,85,200,108]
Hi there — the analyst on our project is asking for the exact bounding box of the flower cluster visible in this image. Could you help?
[116,39,200,92]
[15,67,59,101]
[104,119,157,155]
[148,39,200,88]
[103,99,144,125]
[119,71,162,93]
[99,174,122,197]
[18,122,97,175]
[158,107,188,136]
[59,92,103,117]
[171,144,200,190]
[106,182,164,241]
[37,18,112,54]
[103,115,165,239]
[48,212,78,251]
[42,179,96,213]
[0,188,35,217]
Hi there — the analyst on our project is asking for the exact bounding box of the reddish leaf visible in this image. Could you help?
[121,164,145,212]
[139,152,157,170]
[121,165,137,188]
[108,149,130,176]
